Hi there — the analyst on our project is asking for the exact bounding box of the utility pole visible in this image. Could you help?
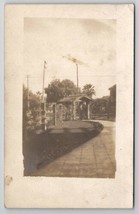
[63,55,84,94]
[26,75,30,110]
[41,61,47,131]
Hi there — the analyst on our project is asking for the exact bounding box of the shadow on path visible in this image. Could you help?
[23,121,103,176]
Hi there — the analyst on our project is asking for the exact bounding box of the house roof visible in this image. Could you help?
[109,84,116,91]
[57,95,92,104]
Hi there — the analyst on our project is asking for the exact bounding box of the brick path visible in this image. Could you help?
[32,120,116,178]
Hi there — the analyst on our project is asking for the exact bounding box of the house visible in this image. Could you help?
[109,84,116,119]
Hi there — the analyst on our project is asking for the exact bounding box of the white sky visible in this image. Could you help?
[24,18,116,98]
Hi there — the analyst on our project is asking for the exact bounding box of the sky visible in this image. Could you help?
[24,18,116,98]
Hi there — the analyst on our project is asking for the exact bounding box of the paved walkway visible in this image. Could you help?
[32,120,116,178]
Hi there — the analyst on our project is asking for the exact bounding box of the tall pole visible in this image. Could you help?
[41,61,47,131]
[63,55,83,95]
[26,75,30,110]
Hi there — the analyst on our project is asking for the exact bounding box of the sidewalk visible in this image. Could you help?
[31,120,116,178]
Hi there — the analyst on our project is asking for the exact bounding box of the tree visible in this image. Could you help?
[45,79,77,103]
[82,84,95,98]
[23,85,40,133]
[61,79,77,96]
[91,97,109,114]
[23,85,40,111]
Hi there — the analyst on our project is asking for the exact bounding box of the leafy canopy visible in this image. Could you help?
[82,84,95,98]
[45,79,77,103]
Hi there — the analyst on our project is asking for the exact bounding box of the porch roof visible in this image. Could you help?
[57,95,92,104]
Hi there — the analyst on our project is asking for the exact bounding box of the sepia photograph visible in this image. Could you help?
[5,4,133,208]
[23,18,116,178]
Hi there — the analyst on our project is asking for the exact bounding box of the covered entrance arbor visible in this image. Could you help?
[57,95,92,121]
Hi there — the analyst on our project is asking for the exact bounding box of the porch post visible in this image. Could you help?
[73,101,76,120]
[87,102,90,120]
[53,103,56,126]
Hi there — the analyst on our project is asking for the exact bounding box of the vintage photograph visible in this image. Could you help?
[5,4,134,208]
[23,18,116,178]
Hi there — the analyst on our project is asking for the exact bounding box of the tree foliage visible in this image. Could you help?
[23,85,40,112]
[82,84,95,98]
[23,85,40,132]
[91,97,109,114]
[45,79,77,103]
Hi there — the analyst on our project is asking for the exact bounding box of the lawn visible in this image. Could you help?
[23,120,103,176]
